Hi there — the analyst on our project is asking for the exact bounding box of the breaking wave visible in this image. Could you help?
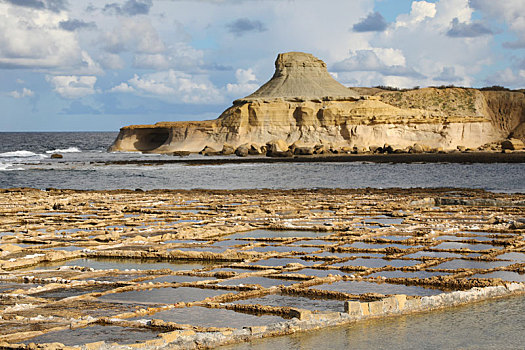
[45,147,81,154]
[0,162,24,171]
[0,150,45,158]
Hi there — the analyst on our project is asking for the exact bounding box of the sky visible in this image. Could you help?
[0,0,524,131]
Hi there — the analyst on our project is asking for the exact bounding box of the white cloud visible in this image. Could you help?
[102,17,165,54]
[46,75,98,99]
[0,3,99,73]
[434,66,463,82]
[225,68,259,97]
[470,0,525,48]
[332,49,423,80]
[133,43,204,70]
[109,82,135,93]
[485,68,525,87]
[333,0,493,88]
[433,0,472,25]
[110,70,224,104]
[395,1,437,28]
[235,68,257,84]
[98,53,125,70]
[8,88,34,98]
[78,51,103,75]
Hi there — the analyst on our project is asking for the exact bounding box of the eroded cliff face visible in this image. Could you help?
[109,52,522,154]
[209,97,498,151]
[480,90,525,139]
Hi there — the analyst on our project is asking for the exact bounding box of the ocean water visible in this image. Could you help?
[0,132,524,192]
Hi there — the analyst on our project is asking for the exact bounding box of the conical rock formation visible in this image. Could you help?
[110,52,518,154]
[240,52,359,102]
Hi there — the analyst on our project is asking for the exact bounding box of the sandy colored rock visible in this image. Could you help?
[240,52,359,101]
[108,52,519,154]
[234,144,249,157]
[221,144,235,155]
[501,138,524,150]
[200,146,219,156]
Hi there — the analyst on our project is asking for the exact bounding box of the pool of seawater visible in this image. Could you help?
[235,293,345,312]
[292,239,335,245]
[218,276,297,288]
[145,274,215,283]
[168,246,229,253]
[23,325,158,346]
[330,258,419,268]
[41,245,85,251]
[362,216,404,225]
[134,306,286,328]
[314,251,386,258]
[469,271,525,282]
[365,270,451,279]
[346,242,422,249]
[403,251,465,259]
[0,281,42,293]
[99,286,227,304]
[32,258,211,271]
[249,245,320,254]
[226,230,330,239]
[433,242,497,251]
[375,235,413,241]
[310,280,443,296]
[211,239,248,248]
[496,252,525,262]
[249,258,317,267]
[222,295,525,350]
[432,259,514,270]
[290,268,354,277]
[32,284,115,300]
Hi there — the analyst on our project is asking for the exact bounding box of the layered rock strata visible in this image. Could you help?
[109,52,521,154]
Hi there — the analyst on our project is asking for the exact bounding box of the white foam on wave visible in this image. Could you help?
[0,150,43,158]
[45,147,81,154]
[0,162,24,171]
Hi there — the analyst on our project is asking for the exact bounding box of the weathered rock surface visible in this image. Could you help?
[501,138,525,150]
[109,52,522,154]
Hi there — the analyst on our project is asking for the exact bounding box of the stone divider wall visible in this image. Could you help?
[162,282,525,349]
[8,282,522,350]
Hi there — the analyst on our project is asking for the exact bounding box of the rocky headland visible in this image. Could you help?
[109,52,525,156]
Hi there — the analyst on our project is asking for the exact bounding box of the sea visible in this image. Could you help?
[1,131,525,349]
[0,132,524,192]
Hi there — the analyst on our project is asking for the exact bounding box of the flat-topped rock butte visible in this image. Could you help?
[109,52,525,154]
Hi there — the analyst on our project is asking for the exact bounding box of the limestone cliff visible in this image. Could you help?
[109,52,522,154]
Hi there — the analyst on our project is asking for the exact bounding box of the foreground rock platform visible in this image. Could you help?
[109,52,525,155]
[0,188,524,349]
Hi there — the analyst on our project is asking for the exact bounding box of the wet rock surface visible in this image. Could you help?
[0,188,524,348]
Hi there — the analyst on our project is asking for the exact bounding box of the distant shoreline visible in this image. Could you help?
[103,152,525,166]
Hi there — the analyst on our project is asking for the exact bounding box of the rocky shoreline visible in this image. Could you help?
[102,151,525,166]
